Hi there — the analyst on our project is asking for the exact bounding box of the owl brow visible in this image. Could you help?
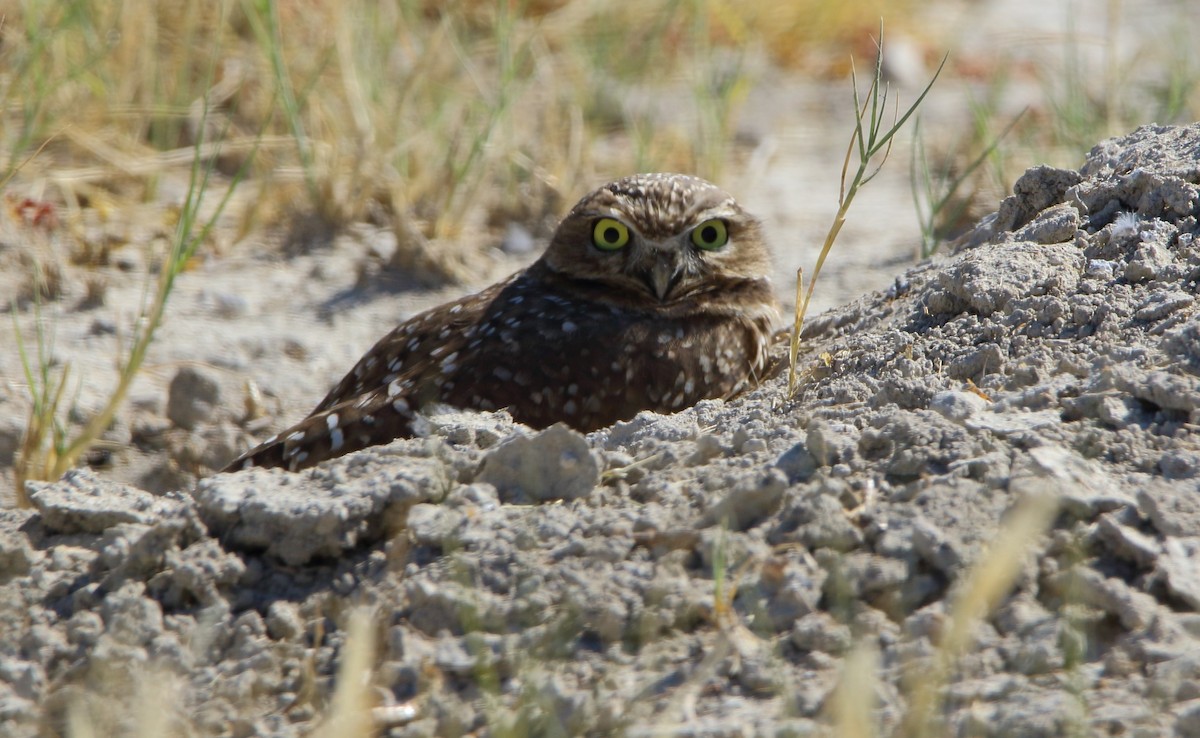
[678,205,740,232]
[578,209,637,233]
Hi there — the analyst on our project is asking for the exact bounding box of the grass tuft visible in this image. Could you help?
[910,108,1024,258]
[13,66,255,498]
[787,27,946,396]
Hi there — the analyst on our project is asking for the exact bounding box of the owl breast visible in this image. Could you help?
[437,270,773,431]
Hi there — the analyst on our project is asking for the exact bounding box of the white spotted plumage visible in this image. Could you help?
[225,173,779,472]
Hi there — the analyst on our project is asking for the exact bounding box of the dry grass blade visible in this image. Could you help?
[910,108,1026,257]
[313,607,378,738]
[897,490,1060,737]
[13,291,70,506]
[50,124,245,478]
[787,267,805,394]
[242,0,321,208]
[828,642,881,738]
[787,27,946,396]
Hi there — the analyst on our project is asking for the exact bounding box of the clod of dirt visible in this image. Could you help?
[27,469,195,534]
[194,441,452,565]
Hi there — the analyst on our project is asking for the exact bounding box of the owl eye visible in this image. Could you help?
[690,219,728,250]
[592,218,631,251]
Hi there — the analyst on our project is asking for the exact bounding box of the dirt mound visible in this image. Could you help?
[3,124,1199,736]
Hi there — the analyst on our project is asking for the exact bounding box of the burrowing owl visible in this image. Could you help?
[225,173,778,472]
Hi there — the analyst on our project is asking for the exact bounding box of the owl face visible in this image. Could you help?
[542,173,772,305]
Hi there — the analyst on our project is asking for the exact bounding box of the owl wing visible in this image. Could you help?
[310,276,515,414]
[224,275,518,472]
[223,382,424,471]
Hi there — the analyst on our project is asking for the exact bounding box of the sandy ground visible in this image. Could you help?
[2,2,1200,735]
[4,120,1200,735]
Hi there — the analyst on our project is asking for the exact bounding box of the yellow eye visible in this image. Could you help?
[691,219,728,250]
[592,218,630,251]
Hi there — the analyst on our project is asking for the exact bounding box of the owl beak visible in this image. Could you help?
[646,257,682,301]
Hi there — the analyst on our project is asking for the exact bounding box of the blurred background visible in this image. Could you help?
[3,0,1197,283]
[1,0,1198,493]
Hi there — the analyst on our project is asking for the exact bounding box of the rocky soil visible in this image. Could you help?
[4,124,1200,736]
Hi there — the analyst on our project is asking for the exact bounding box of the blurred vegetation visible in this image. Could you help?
[910,0,1200,251]
[0,0,908,277]
[2,0,1198,265]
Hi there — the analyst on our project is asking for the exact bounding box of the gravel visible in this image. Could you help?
[3,123,1200,736]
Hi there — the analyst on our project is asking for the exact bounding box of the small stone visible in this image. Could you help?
[1163,316,1200,367]
[687,433,725,465]
[911,516,963,575]
[66,611,104,648]
[994,165,1082,232]
[194,452,446,565]
[806,421,857,467]
[775,442,817,483]
[0,524,38,580]
[444,483,499,511]
[992,593,1053,636]
[1096,511,1160,566]
[770,486,863,551]
[939,241,1082,316]
[1161,450,1200,480]
[826,552,909,599]
[758,554,826,630]
[1134,291,1193,322]
[702,469,787,530]
[903,602,945,640]
[477,424,599,503]
[1049,566,1160,631]
[265,601,305,641]
[89,317,118,335]
[27,469,195,534]
[0,660,44,702]
[966,409,1062,435]
[167,365,223,430]
[1086,259,1116,279]
[1009,444,1134,517]
[1014,202,1080,244]
[1124,241,1172,281]
[791,612,851,654]
[406,504,465,548]
[606,411,698,447]
[113,246,143,272]
[740,437,768,454]
[210,291,249,319]
[1160,538,1200,610]
[1150,650,1200,701]
[1138,481,1200,537]
[1176,699,1200,738]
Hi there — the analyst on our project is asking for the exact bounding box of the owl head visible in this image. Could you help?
[541,173,772,306]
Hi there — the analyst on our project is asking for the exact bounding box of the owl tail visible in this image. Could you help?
[221,390,418,472]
